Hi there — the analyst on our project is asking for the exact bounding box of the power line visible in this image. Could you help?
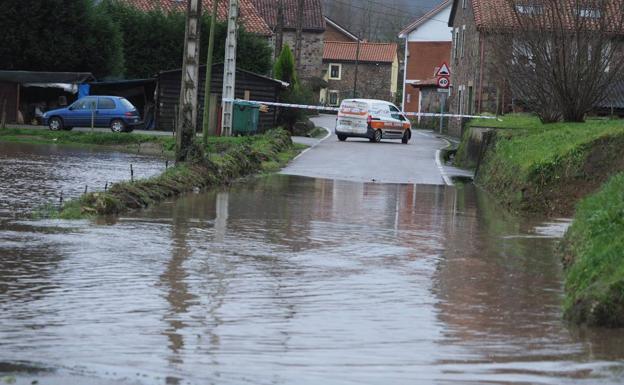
[328,0,450,26]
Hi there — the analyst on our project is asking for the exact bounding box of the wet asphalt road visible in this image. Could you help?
[283,115,451,185]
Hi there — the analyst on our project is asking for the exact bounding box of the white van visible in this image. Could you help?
[335,99,412,144]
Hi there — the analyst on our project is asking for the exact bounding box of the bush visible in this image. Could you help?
[101,0,273,78]
[0,0,125,78]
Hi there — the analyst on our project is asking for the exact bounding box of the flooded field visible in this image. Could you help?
[0,142,167,218]
[2,168,624,384]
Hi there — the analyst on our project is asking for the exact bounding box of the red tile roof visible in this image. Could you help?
[121,0,273,36]
[250,0,325,31]
[453,0,624,31]
[323,41,398,63]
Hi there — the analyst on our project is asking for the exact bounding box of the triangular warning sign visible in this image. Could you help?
[436,63,450,77]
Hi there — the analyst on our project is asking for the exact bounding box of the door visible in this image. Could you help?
[66,97,97,127]
[96,97,117,126]
[388,104,406,131]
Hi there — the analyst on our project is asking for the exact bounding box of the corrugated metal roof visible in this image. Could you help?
[250,0,325,32]
[0,71,95,83]
[323,41,398,63]
[121,0,273,36]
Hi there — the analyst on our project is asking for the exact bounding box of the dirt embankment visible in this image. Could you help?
[455,118,624,327]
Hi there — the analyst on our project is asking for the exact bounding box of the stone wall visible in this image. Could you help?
[447,1,505,136]
[281,31,325,81]
[324,61,395,104]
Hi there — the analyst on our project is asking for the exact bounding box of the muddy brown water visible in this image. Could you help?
[0,142,167,218]
[1,146,624,384]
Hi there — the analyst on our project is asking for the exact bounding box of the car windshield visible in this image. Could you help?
[120,98,135,111]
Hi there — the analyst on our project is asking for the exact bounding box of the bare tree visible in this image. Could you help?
[490,0,624,122]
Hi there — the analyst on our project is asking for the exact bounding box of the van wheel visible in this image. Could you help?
[337,134,347,141]
[402,130,411,144]
[373,129,382,143]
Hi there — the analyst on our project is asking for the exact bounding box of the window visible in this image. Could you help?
[329,63,341,80]
[460,26,466,58]
[72,97,96,110]
[328,90,339,106]
[98,97,116,110]
[120,98,135,110]
[512,39,534,66]
[458,86,464,116]
[578,8,601,18]
[462,0,467,9]
[515,4,544,14]
[454,29,460,61]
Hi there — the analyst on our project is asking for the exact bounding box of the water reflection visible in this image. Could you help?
[0,175,624,384]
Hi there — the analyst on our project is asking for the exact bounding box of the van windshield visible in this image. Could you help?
[340,101,368,115]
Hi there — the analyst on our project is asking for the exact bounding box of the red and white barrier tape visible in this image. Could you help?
[225,99,498,120]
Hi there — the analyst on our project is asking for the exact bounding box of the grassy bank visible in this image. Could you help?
[39,129,303,219]
[0,127,176,154]
[458,114,624,215]
[561,173,624,327]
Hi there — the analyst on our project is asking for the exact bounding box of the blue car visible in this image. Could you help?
[42,96,141,133]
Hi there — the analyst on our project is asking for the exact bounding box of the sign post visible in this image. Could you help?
[435,62,451,135]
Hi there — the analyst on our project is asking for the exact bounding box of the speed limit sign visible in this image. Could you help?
[437,76,449,88]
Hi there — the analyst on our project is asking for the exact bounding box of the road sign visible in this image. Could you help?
[437,76,450,88]
[436,62,450,77]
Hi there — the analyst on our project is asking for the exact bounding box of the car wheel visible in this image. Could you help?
[110,119,126,133]
[337,134,347,141]
[402,130,410,144]
[373,129,382,143]
[48,117,63,131]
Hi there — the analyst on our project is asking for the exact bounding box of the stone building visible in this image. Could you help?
[324,17,359,43]
[251,0,326,82]
[447,0,515,136]
[320,41,399,106]
[398,0,452,116]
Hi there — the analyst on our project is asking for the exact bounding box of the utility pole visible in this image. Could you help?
[176,0,202,161]
[352,38,361,98]
[221,0,238,137]
[202,0,220,145]
[294,0,304,71]
[275,0,284,60]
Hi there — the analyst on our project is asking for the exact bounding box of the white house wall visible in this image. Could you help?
[407,6,452,42]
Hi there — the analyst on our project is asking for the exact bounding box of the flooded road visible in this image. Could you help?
[2,173,624,384]
[0,142,167,218]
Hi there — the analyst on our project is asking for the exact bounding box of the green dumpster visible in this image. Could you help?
[232,101,260,135]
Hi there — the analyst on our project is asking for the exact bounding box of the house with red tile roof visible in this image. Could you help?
[398,0,453,117]
[320,41,399,106]
[250,0,326,81]
[446,0,512,136]
[119,0,273,36]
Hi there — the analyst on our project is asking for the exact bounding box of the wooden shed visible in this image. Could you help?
[155,64,287,133]
[0,71,94,125]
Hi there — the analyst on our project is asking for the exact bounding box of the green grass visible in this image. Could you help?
[562,173,624,327]
[43,129,301,219]
[466,114,624,213]
[466,113,542,130]
[0,127,176,151]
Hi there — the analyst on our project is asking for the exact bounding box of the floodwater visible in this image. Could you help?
[0,142,167,218]
[2,150,624,384]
